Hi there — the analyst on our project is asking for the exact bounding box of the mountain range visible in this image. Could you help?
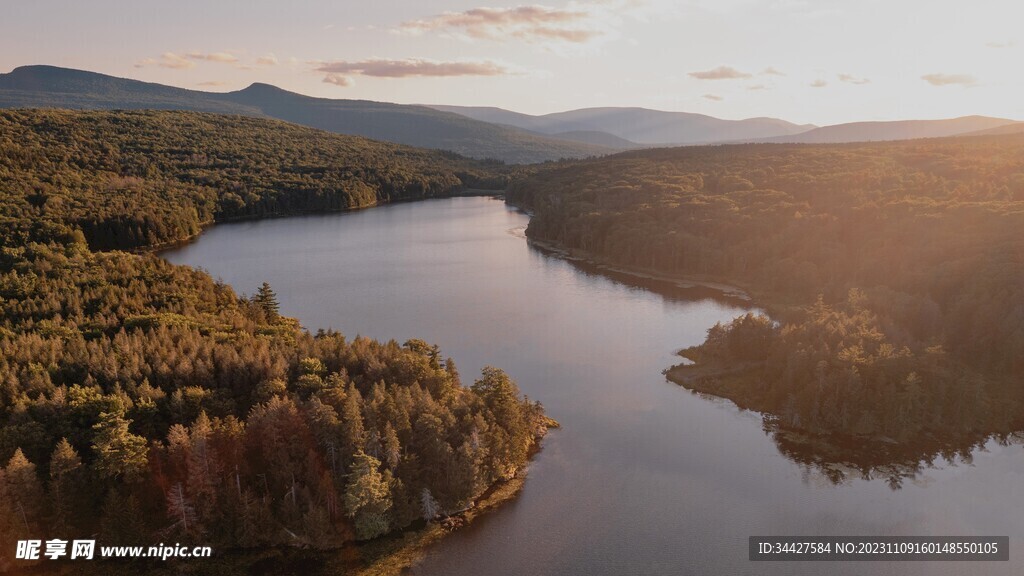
[0,65,609,163]
[756,116,1019,143]
[427,104,816,145]
[1,65,1019,164]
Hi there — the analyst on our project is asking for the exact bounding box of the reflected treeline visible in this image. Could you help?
[527,240,1024,489]
[670,300,1024,489]
[765,421,1023,489]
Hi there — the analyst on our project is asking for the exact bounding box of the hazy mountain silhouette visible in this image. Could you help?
[757,116,1019,143]
[0,65,611,163]
[958,122,1024,137]
[548,130,640,149]
[427,104,816,145]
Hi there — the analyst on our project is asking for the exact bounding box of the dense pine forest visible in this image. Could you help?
[508,136,1024,454]
[0,110,549,571]
[0,109,510,251]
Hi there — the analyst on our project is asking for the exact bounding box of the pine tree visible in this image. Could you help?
[49,438,82,535]
[340,384,365,465]
[420,487,440,521]
[4,449,43,536]
[92,411,149,481]
[382,423,401,472]
[343,452,393,540]
[252,282,281,320]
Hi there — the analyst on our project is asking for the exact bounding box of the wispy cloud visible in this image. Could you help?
[838,73,869,85]
[322,74,352,87]
[986,41,1013,49]
[136,50,246,69]
[256,54,279,66]
[761,66,785,76]
[135,52,195,70]
[810,78,827,88]
[315,58,512,87]
[197,81,227,87]
[186,51,239,63]
[702,94,723,101]
[399,4,602,43]
[689,66,750,80]
[747,84,768,90]
[921,73,976,87]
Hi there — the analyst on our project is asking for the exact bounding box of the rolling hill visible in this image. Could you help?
[0,65,611,163]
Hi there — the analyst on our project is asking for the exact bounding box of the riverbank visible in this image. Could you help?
[525,237,754,303]
[37,418,559,576]
[350,419,558,576]
[144,187,506,254]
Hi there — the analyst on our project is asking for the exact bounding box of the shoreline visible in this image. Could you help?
[140,188,506,255]
[525,236,754,303]
[350,417,558,576]
[61,422,558,576]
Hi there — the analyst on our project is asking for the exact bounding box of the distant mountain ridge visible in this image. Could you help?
[0,65,610,163]
[429,105,1022,148]
[753,116,1019,144]
[959,122,1024,138]
[3,66,1019,161]
[428,104,817,145]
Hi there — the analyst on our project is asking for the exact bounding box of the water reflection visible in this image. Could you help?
[768,423,1024,489]
[525,227,1024,490]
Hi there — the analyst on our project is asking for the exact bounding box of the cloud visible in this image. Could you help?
[136,51,244,69]
[322,74,352,87]
[747,84,768,90]
[256,54,279,66]
[838,73,870,85]
[689,66,751,80]
[186,51,239,63]
[921,73,976,87]
[810,78,827,88]
[762,66,785,76]
[135,52,195,70]
[316,58,512,87]
[702,94,723,101]
[197,81,227,87]
[399,4,603,43]
[986,41,1013,48]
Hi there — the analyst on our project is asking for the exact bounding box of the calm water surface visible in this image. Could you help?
[163,197,1022,576]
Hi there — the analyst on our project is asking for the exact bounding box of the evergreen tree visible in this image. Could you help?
[420,487,440,521]
[92,411,149,481]
[252,282,281,320]
[49,438,82,535]
[4,449,43,536]
[343,452,393,540]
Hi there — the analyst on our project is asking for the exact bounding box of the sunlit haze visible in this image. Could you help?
[3,0,1020,125]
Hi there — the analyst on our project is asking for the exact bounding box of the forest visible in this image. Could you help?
[0,110,549,571]
[508,135,1024,455]
[0,108,511,251]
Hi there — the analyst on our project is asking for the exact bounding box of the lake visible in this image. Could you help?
[162,196,1022,575]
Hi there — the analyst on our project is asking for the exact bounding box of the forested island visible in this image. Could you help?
[0,110,552,573]
[508,136,1024,480]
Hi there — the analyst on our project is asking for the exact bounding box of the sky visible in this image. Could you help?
[2,0,1020,126]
